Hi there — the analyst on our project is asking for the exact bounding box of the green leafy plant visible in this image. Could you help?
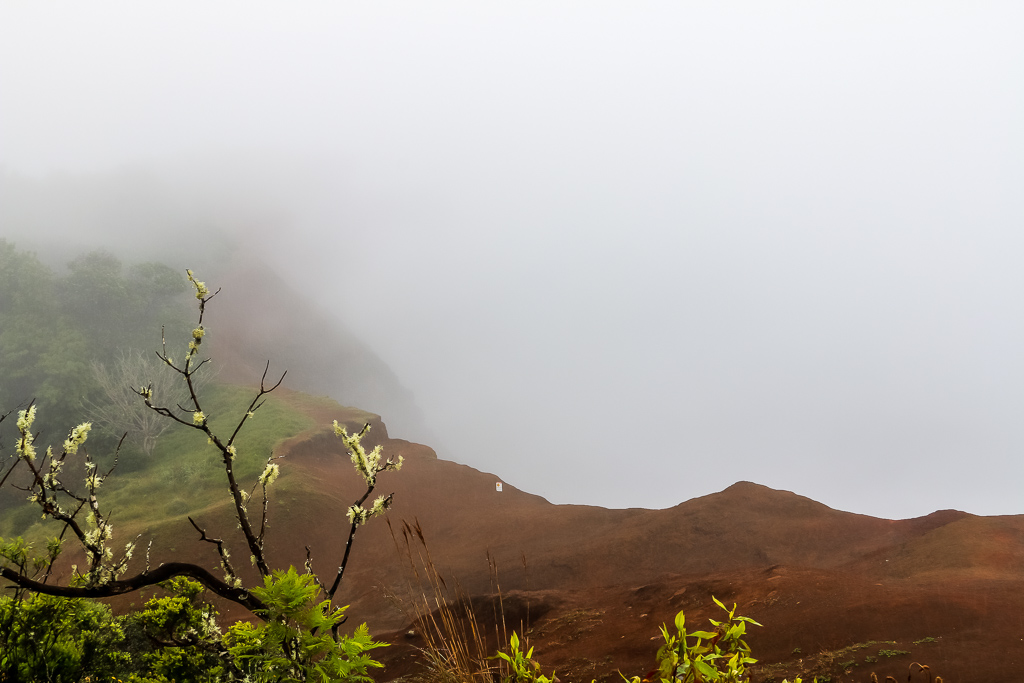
[621,599,815,683]
[122,577,227,681]
[0,590,128,682]
[224,567,385,683]
[623,597,761,683]
[495,631,555,683]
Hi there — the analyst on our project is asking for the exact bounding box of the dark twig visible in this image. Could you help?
[189,516,239,585]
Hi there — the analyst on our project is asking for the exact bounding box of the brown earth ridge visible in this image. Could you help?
[106,395,1023,683]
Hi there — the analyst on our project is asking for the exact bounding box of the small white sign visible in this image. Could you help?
[495,482,503,492]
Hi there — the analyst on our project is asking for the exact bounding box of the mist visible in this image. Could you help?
[2,3,1022,519]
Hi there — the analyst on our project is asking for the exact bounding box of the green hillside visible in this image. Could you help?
[0,384,321,543]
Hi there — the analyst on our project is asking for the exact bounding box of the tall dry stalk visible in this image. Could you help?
[387,518,528,683]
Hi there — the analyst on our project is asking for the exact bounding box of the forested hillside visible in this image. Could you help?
[0,241,192,450]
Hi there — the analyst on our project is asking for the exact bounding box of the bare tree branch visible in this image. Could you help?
[188,516,240,587]
[0,563,265,613]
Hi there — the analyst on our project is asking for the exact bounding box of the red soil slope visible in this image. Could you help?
[47,397,1023,683]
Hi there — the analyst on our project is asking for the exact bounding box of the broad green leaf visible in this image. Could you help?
[692,658,719,680]
[674,610,686,633]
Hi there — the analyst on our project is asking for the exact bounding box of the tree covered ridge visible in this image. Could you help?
[0,240,192,443]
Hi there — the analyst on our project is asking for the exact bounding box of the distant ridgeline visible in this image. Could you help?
[0,239,193,452]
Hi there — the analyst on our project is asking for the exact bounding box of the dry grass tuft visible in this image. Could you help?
[387,518,531,683]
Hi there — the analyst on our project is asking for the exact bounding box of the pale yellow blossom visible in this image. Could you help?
[63,422,92,454]
[16,406,36,432]
[258,463,280,487]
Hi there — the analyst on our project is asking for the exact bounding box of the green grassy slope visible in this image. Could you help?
[0,384,328,545]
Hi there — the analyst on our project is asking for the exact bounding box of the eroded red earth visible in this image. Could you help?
[76,399,1024,683]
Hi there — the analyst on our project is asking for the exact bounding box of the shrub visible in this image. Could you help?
[0,590,128,682]
[621,597,761,683]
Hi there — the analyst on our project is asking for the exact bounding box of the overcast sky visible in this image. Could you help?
[2,2,1022,519]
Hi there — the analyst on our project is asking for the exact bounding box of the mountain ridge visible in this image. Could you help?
[240,403,1019,683]
[11,390,1020,682]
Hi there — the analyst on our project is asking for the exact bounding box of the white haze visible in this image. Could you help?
[2,3,1023,519]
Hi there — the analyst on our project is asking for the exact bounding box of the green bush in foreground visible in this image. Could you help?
[225,568,384,683]
[627,597,763,683]
[0,590,127,682]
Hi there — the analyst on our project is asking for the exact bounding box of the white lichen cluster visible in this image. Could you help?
[75,507,137,588]
[346,494,392,527]
[13,405,135,589]
[186,269,209,299]
[63,422,92,455]
[15,406,37,462]
[186,325,206,360]
[346,505,371,525]
[83,523,113,549]
[369,494,390,516]
[258,463,280,487]
[218,547,241,587]
[332,421,403,485]
[42,456,64,489]
[16,406,36,432]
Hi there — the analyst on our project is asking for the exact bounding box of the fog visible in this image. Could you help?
[2,3,1022,519]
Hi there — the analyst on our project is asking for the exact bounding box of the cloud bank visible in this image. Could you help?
[2,3,1022,518]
